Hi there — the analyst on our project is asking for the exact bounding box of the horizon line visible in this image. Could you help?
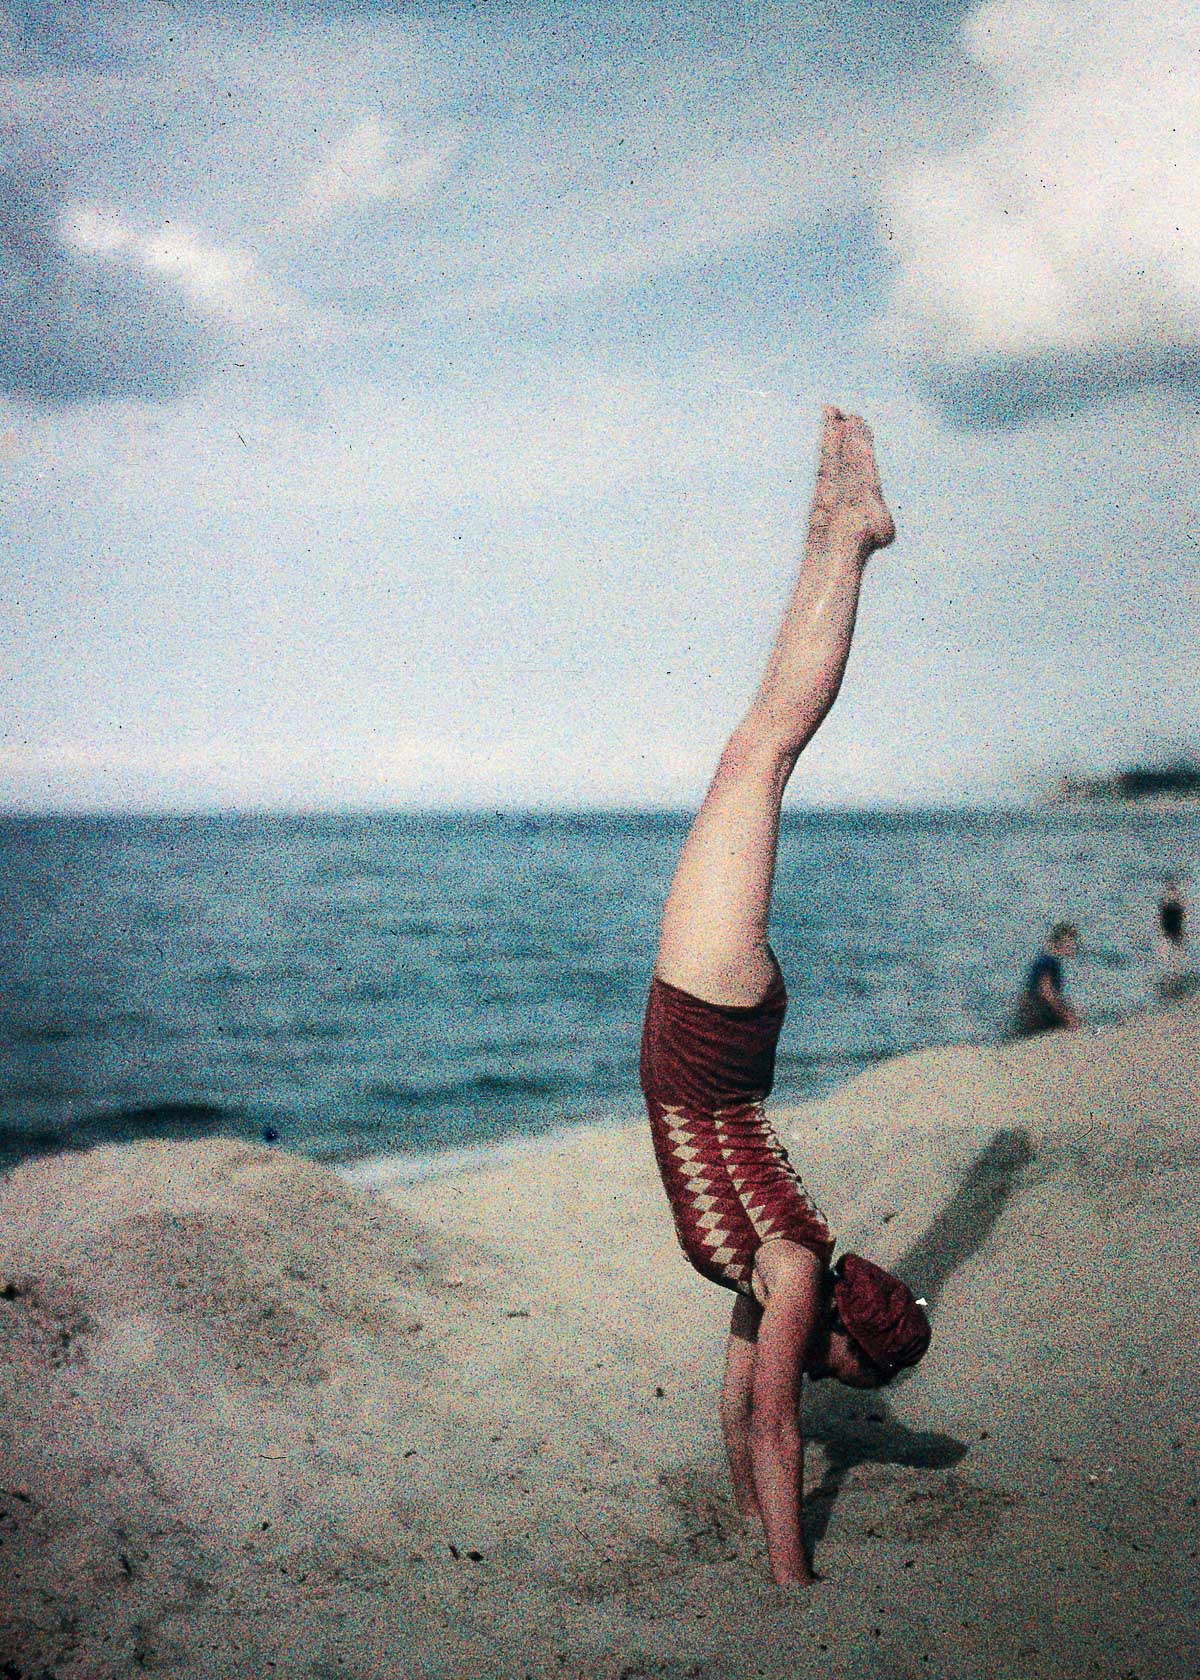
[0,795,1117,824]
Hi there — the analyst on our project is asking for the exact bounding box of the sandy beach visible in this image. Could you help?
[3,1001,1198,1679]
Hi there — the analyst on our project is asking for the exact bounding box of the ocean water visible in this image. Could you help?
[1,808,1196,1171]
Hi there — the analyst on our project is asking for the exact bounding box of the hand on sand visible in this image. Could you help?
[809,405,895,560]
[774,1561,819,1587]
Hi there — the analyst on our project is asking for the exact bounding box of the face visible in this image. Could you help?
[809,1328,887,1389]
[1053,932,1077,958]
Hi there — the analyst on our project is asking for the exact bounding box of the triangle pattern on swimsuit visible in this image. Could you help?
[641,976,835,1297]
[660,1104,746,1281]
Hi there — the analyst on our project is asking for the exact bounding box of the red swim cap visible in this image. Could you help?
[833,1253,931,1378]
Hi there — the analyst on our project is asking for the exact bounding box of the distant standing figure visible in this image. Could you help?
[1013,923,1080,1037]
[1155,875,1192,1001]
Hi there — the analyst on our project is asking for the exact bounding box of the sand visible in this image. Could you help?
[2,1001,1198,1679]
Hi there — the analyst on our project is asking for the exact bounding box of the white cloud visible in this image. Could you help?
[62,204,293,328]
[300,117,460,224]
[882,0,1200,423]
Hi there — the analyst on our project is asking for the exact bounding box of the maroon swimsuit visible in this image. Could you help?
[640,972,834,1297]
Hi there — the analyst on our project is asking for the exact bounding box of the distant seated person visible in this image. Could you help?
[1156,874,1193,1001]
[1013,922,1081,1037]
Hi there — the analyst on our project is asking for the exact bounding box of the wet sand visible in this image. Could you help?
[3,1000,1198,1678]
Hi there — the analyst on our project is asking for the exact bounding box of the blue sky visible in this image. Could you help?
[2,0,1197,809]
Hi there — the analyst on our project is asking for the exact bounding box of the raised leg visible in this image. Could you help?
[654,407,894,1006]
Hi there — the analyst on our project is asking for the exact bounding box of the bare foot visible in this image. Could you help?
[808,405,895,559]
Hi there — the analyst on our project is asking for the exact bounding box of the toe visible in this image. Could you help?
[818,408,844,477]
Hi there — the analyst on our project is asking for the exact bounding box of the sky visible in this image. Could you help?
[1,0,1198,811]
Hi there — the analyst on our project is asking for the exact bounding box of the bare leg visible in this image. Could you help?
[655,407,894,1006]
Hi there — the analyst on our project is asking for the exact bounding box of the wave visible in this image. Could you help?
[194,964,311,988]
[367,1071,568,1109]
[5,1012,156,1045]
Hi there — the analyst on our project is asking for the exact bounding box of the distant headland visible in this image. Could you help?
[1046,760,1200,806]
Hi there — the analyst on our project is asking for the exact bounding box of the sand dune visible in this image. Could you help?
[3,1002,1198,1678]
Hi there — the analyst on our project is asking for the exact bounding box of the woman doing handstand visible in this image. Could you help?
[640,407,930,1585]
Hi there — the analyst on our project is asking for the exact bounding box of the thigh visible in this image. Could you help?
[655,729,786,1006]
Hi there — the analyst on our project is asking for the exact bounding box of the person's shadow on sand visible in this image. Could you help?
[804,1127,1036,1552]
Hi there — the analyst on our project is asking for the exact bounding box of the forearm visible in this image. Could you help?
[721,1416,761,1520]
[750,1424,811,1583]
[719,1298,765,1520]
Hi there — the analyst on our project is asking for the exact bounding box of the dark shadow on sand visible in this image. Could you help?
[0,1103,256,1173]
[805,1127,1036,1553]
[891,1127,1036,1314]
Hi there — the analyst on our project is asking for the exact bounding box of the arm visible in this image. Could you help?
[1036,970,1080,1028]
[719,1294,763,1521]
[747,1242,823,1584]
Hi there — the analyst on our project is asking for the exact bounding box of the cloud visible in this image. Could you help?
[0,148,216,403]
[2,4,936,346]
[0,143,299,405]
[298,117,460,225]
[881,0,1200,426]
[0,1,106,69]
[248,12,928,322]
[63,204,292,327]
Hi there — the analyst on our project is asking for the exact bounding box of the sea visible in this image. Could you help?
[1,808,1196,1175]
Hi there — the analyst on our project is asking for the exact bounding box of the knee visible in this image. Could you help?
[716,714,798,789]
